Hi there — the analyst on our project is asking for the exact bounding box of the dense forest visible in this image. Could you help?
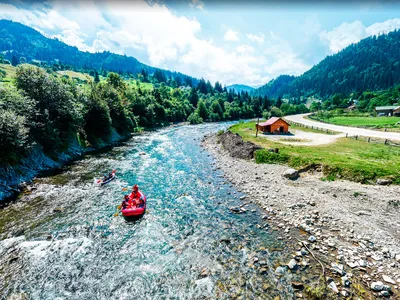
[0,64,309,165]
[253,30,400,101]
[252,75,295,99]
[308,84,400,113]
[0,20,197,86]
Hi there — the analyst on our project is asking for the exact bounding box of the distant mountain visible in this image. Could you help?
[252,75,295,99]
[0,19,198,85]
[253,29,400,100]
[226,84,255,94]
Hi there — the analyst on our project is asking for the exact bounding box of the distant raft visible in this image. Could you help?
[121,191,147,217]
[95,170,116,186]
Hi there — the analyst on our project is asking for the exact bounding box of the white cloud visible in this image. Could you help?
[224,29,239,41]
[320,18,400,53]
[236,45,254,54]
[246,33,265,43]
[366,18,400,36]
[0,0,311,86]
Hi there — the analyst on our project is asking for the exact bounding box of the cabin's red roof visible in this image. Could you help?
[258,117,284,126]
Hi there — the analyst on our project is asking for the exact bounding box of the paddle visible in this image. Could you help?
[113,204,122,217]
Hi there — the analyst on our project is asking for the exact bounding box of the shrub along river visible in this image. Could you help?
[0,122,297,299]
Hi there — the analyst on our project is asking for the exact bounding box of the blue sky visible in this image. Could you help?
[1,0,400,86]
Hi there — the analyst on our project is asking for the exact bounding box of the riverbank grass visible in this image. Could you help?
[230,121,400,183]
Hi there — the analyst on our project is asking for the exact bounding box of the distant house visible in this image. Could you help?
[345,104,357,112]
[375,105,400,116]
[256,117,290,134]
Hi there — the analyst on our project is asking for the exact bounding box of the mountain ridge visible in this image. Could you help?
[253,29,400,100]
[0,19,198,85]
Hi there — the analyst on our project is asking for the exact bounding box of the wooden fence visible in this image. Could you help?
[286,120,337,135]
[286,120,400,147]
[345,134,400,147]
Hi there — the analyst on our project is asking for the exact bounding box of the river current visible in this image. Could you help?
[0,123,295,299]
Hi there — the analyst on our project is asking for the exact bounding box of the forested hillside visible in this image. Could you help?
[253,30,400,100]
[226,84,255,94]
[0,20,197,85]
[252,75,295,99]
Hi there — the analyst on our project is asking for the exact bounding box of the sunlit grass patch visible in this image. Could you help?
[231,121,400,184]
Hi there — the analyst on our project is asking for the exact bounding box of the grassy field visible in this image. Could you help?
[0,63,38,82]
[127,79,154,91]
[57,70,93,81]
[312,115,400,130]
[231,121,400,184]
[1,64,94,82]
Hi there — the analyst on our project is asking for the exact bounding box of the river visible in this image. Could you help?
[0,122,296,299]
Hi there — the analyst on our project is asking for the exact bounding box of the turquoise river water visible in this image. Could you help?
[0,123,297,299]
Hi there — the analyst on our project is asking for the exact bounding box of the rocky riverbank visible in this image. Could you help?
[202,131,400,299]
[0,130,130,203]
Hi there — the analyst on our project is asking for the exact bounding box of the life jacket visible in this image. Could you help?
[130,191,141,199]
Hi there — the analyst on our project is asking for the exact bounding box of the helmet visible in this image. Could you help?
[133,184,139,191]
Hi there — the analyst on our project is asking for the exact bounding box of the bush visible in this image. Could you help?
[0,110,29,163]
[255,149,290,164]
[187,112,203,124]
[262,111,271,119]
[270,106,283,117]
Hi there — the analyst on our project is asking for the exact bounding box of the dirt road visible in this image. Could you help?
[285,113,400,142]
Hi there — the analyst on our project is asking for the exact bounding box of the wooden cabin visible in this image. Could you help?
[256,117,290,134]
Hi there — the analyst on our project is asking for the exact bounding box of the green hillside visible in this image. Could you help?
[253,30,400,100]
[0,19,197,86]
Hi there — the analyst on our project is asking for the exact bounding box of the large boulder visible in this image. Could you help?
[218,131,262,159]
[283,168,299,180]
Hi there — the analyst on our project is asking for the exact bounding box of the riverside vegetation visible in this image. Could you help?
[0,62,312,202]
[230,121,400,184]
[0,63,311,167]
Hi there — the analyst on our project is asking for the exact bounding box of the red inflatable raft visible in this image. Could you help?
[121,191,146,217]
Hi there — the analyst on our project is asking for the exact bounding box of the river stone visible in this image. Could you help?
[341,276,351,288]
[200,268,209,278]
[382,275,395,285]
[275,266,287,275]
[371,281,384,291]
[327,280,339,294]
[340,290,350,297]
[287,259,298,270]
[282,168,299,180]
[291,282,304,289]
[380,290,390,297]
[376,179,392,185]
[220,236,230,243]
[331,263,345,276]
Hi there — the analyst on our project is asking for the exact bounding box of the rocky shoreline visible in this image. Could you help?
[202,131,400,299]
[0,130,130,204]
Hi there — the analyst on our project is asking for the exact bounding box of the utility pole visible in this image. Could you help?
[256,96,261,137]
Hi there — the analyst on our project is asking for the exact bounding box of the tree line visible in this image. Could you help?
[0,65,310,165]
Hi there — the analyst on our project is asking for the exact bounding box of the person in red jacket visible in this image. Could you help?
[130,184,144,207]
[121,194,130,209]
